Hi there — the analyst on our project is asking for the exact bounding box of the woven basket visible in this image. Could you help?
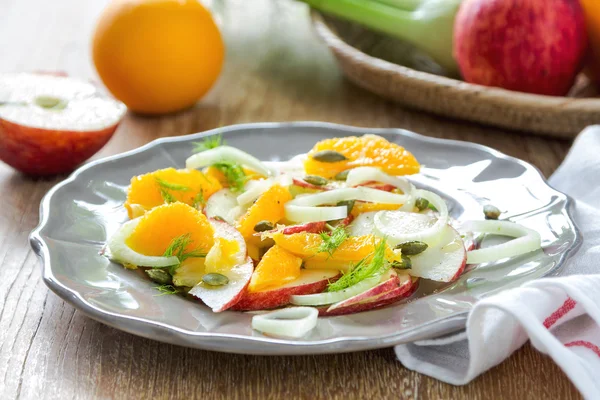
[311,11,600,139]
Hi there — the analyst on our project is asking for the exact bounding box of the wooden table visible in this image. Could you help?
[0,0,582,398]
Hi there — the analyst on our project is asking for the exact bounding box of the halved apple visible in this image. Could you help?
[0,73,126,175]
[230,269,340,311]
[409,225,467,282]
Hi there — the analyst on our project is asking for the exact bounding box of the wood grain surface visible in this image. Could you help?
[0,0,582,398]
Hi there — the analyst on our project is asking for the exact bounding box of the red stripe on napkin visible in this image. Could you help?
[543,297,577,329]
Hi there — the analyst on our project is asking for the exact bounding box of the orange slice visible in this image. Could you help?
[272,232,402,264]
[351,202,402,217]
[126,202,214,256]
[124,167,222,218]
[304,135,420,179]
[248,245,302,292]
[236,184,292,239]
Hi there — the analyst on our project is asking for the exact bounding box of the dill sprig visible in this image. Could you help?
[154,284,181,296]
[192,191,206,208]
[162,234,206,274]
[214,162,247,192]
[156,178,190,204]
[193,134,225,153]
[316,225,348,258]
[326,238,390,292]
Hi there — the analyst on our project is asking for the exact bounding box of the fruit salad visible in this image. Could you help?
[107,134,542,338]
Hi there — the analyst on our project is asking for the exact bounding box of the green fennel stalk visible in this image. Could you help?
[300,0,462,75]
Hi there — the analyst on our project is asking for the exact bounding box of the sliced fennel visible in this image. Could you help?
[252,307,319,338]
[290,275,382,306]
[461,220,542,264]
[345,167,416,211]
[374,189,448,245]
[185,145,273,177]
[108,219,180,267]
[284,187,408,223]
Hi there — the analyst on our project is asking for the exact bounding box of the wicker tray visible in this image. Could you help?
[311,11,600,138]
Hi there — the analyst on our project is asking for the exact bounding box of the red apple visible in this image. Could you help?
[454,0,588,95]
[409,225,467,282]
[230,269,340,311]
[0,73,126,175]
[292,178,331,191]
[319,277,419,316]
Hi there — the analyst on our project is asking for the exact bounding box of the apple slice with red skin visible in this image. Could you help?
[187,219,251,312]
[230,269,340,311]
[409,224,467,282]
[318,277,419,316]
[189,257,254,312]
[0,73,126,176]
[253,221,327,239]
[325,270,407,312]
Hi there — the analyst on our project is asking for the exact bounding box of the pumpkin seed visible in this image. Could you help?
[311,150,348,163]
[415,197,430,211]
[334,170,350,181]
[212,216,226,222]
[254,220,274,232]
[483,205,501,220]
[145,269,173,285]
[336,199,355,215]
[395,241,428,255]
[304,175,329,186]
[392,255,412,270]
[202,273,229,286]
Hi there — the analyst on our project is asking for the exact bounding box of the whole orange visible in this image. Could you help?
[580,0,600,82]
[92,0,224,114]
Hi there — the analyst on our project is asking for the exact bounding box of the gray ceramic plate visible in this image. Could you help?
[30,122,581,355]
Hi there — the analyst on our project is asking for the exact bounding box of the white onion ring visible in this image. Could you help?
[251,307,318,338]
[108,219,180,267]
[373,189,449,245]
[186,146,273,177]
[237,179,274,206]
[461,220,542,264]
[290,275,382,306]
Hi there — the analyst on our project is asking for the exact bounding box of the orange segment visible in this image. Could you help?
[236,184,292,239]
[248,245,302,292]
[304,135,420,179]
[351,202,402,217]
[124,167,222,218]
[204,166,265,188]
[126,202,214,256]
[272,232,402,264]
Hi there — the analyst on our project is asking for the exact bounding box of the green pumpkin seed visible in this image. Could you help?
[34,95,67,110]
[392,255,412,270]
[311,150,348,163]
[254,220,274,232]
[304,175,329,186]
[212,216,226,223]
[395,241,428,255]
[334,170,350,181]
[483,205,501,220]
[145,269,173,285]
[336,199,355,215]
[202,273,229,286]
[415,197,430,212]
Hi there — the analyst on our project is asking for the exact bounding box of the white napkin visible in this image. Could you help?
[395,126,600,399]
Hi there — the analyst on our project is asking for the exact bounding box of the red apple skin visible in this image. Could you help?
[326,273,402,312]
[292,178,331,191]
[281,221,327,235]
[0,118,119,176]
[230,272,341,311]
[454,0,588,96]
[319,279,419,317]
